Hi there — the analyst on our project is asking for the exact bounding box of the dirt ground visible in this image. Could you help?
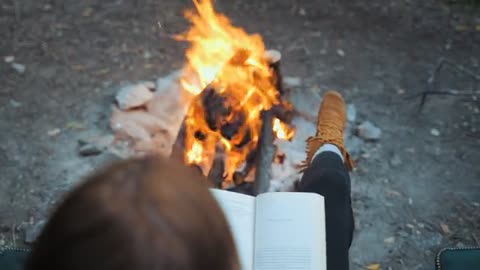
[1,0,479,269]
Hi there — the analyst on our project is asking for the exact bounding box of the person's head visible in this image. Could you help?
[27,155,239,270]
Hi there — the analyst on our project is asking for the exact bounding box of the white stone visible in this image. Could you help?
[155,70,182,94]
[356,121,382,141]
[11,63,26,74]
[284,76,302,87]
[4,56,14,63]
[430,128,440,137]
[115,83,154,110]
[347,104,356,122]
[9,99,21,108]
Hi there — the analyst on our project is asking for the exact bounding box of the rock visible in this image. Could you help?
[24,220,46,244]
[440,223,451,234]
[4,56,14,63]
[141,81,155,91]
[155,70,182,95]
[11,63,26,74]
[346,104,356,122]
[299,8,306,16]
[389,154,402,167]
[384,236,395,244]
[115,83,154,110]
[47,128,61,137]
[356,121,382,141]
[430,128,440,137]
[9,99,21,108]
[78,135,114,157]
[111,107,173,143]
[78,143,103,156]
[143,51,152,59]
[283,77,302,87]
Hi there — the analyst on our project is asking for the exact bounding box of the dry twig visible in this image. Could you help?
[415,58,480,110]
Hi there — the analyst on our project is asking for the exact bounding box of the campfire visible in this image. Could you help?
[110,0,302,194]
[171,0,295,191]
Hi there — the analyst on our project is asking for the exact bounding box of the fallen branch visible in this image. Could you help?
[233,151,257,185]
[428,58,480,84]
[208,145,225,188]
[417,58,480,110]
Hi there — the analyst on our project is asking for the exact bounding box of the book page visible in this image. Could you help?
[210,189,256,270]
[253,192,326,270]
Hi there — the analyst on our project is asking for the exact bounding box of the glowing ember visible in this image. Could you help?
[176,0,295,181]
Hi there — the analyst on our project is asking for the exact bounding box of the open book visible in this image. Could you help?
[211,189,326,270]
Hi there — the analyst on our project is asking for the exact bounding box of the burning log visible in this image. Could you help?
[254,109,275,195]
[170,48,294,192]
[232,151,257,185]
[208,145,226,188]
[271,104,293,124]
[265,50,285,97]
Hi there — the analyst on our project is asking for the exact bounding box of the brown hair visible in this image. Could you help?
[26,155,239,270]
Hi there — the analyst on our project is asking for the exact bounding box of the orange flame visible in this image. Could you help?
[177,0,294,181]
[273,118,295,140]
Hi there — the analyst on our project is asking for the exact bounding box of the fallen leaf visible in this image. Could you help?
[476,25,480,32]
[367,263,381,270]
[384,237,395,244]
[441,223,451,234]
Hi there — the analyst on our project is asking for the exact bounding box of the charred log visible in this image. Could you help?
[265,49,286,97]
[227,182,254,196]
[254,110,275,195]
[199,86,248,141]
[208,145,225,188]
[234,129,252,148]
[271,104,293,124]
[232,150,257,185]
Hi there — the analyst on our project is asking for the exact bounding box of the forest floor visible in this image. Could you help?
[1,0,479,269]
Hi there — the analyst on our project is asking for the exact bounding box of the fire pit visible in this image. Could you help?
[172,0,296,193]
[110,0,309,195]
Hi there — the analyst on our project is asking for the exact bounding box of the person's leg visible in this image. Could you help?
[296,147,354,270]
[296,91,355,270]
